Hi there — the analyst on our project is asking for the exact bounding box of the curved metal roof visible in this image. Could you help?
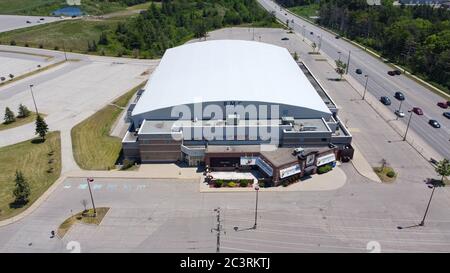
[132,40,331,117]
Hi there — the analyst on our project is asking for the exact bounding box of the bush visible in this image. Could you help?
[214,180,223,188]
[317,164,333,174]
[386,170,396,178]
[10,40,16,46]
[239,180,248,187]
[227,182,237,187]
[39,44,43,49]
[54,46,59,50]
[121,159,135,170]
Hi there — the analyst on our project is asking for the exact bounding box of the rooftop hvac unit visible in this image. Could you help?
[226,114,239,125]
[281,116,295,125]
[292,147,304,156]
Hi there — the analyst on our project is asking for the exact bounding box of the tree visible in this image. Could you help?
[4,107,15,124]
[98,32,108,45]
[35,115,49,140]
[13,170,30,205]
[335,60,347,80]
[18,104,30,118]
[293,51,299,61]
[435,159,450,183]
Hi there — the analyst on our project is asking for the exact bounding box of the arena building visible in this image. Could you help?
[122,40,353,185]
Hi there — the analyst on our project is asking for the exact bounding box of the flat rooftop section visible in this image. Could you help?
[261,146,332,167]
[138,118,330,135]
[298,62,336,109]
[132,40,331,116]
[206,145,266,154]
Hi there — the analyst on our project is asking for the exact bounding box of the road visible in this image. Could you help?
[0,15,63,33]
[258,0,450,160]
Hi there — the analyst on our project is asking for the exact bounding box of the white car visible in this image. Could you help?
[395,110,405,118]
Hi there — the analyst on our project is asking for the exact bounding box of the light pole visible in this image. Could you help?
[86,177,97,216]
[419,185,436,227]
[403,110,413,141]
[362,74,369,100]
[338,51,342,62]
[345,50,351,74]
[29,84,39,115]
[253,185,260,229]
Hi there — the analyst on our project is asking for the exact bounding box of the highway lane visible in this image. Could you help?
[258,0,450,159]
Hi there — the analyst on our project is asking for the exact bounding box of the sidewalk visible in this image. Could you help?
[200,166,347,192]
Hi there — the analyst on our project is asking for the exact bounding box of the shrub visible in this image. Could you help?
[317,164,333,174]
[258,181,265,188]
[39,44,43,49]
[10,40,16,46]
[227,182,237,187]
[214,180,223,188]
[121,159,135,170]
[54,46,59,50]
[239,180,248,187]
[24,43,29,47]
[386,170,396,178]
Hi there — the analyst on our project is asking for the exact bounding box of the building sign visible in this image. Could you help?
[316,153,336,167]
[240,156,258,166]
[256,157,273,176]
[279,164,301,179]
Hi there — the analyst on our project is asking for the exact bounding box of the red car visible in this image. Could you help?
[437,102,448,109]
[412,107,423,115]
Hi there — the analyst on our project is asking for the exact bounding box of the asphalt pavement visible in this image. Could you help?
[0,15,63,33]
[257,0,450,160]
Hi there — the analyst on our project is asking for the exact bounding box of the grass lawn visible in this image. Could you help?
[0,112,40,131]
[71,82,145,170]
[0,131,61,221]
[289,4,320,19]
[0,19,122,55]
[373,166,397,183]
[57,207,109,238]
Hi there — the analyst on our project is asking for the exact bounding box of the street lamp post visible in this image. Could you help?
[346,50,351,74]
[29,84,39,115]
[362,75,369,100]
[253,185,260,229]
[419,186,436,226]
[86,177,97,216]
[403,110,413,141]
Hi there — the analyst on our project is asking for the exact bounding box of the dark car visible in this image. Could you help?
[412,107,423,115]
[40,18,45,20]
[437,102,448,109]
[394,69,401,75]
[429,119,441,128]
[387,71,396,76]
[281,37,289,41]
[310,31,313,35]
[380,96,391,105]
[335,35,340,39]
[26,20,31,23]
[443,112,450,119]
[355,68,362,74]
[394,91,405,101]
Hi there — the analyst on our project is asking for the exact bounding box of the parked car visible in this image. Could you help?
[335,35,340,39]
[355,68,362,74]
[380,96,391,105]
[429,119,441,128]
[281,37,289,40]
[437,102,448,109]
[412,107,423,115]
[394,91,405,101]
[26,20,31,23]
[40,18,45,20]
[394,69,401,75]
[443,112,450,119]
[395,110,405,118]
[387,71,396,76]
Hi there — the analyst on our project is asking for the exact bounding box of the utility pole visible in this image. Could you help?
[62,40,67,61]
[211,207,225,253]
[346,50,351,74]
[29,84,39,115]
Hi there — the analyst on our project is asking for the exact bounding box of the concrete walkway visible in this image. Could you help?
[200,166,347,192]
[350,144,382,183]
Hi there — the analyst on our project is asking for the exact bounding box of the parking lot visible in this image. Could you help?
[0,164,449,253]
